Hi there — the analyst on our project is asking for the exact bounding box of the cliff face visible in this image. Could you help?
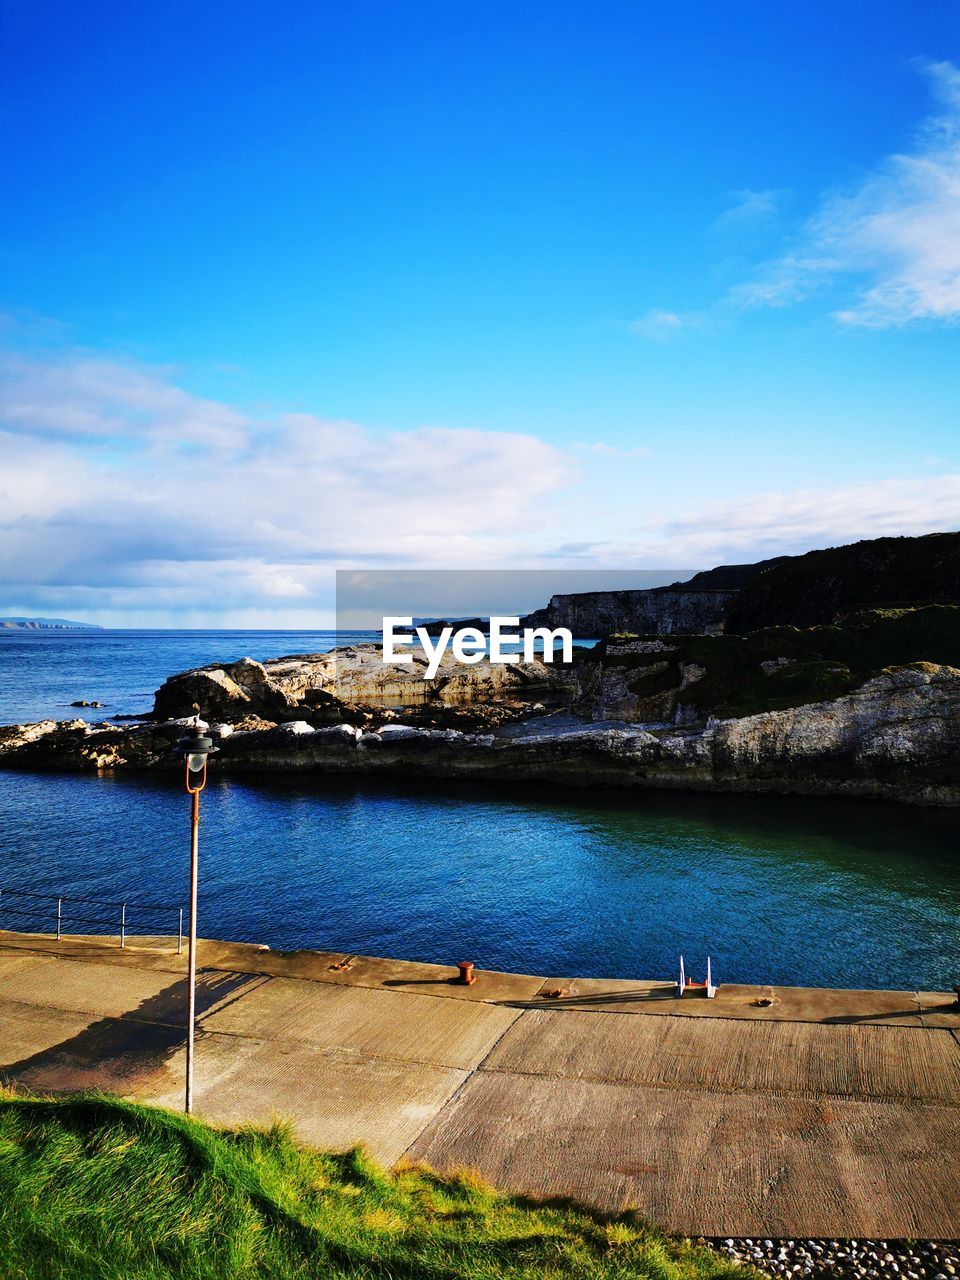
[637,661,960,804]
[519,532,960,639]
[3,664,958,806]
[699,663,960,804]
[522,588,736,636]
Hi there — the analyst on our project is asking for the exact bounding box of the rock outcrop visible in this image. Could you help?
[3,663,958,806]
[151,645,576,729]
[575,603,960,724]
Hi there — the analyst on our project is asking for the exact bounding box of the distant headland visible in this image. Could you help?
[0,617,102,631]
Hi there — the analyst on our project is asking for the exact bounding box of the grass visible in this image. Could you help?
[0,1092,746,1280]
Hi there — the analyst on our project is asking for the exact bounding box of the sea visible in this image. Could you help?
[1,628,958,991]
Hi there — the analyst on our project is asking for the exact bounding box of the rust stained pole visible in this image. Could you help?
[185,768,203,1115]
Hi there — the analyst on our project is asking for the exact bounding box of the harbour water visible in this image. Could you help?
[1,630,958,990]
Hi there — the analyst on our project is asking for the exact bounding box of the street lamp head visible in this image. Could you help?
[176,725,218,768]
[176,725,219,792]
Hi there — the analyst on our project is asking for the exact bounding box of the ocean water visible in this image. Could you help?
[0,630,958,990]
[0,629,370,725]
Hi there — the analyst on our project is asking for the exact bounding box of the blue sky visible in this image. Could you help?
[1,2,959,625]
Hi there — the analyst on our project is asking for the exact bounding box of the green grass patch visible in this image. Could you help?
[586,605,960,719]
[0,1091,746,1280]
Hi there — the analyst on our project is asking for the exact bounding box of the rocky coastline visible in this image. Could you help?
[3,534,960,806]
[1,651,958,806]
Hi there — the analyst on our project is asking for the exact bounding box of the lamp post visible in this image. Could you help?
[176,721,218,1115]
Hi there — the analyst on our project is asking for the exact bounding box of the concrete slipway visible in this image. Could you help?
[1,929,959,1239]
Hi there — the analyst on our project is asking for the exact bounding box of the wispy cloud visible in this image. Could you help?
[629,309,712,341]
[712,188,788,233]
[735,60,960,327]
[554,473,960,565]
[572,441,649,459]
[0,352,248,448]
[629,309,686,339]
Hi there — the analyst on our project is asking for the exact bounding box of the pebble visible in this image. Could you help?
[704,1238,960,1280]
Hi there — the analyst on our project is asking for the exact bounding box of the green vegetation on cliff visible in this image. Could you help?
[0,1093,741,1280]
[698,531,960,632]
[593,604,960,719]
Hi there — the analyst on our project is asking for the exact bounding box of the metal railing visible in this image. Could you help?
[0,886,185,953]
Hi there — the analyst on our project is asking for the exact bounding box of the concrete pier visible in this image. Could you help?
[2,929,958,1238]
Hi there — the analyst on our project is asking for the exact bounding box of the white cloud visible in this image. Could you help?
[2,344,958,623]
[560,473,960,565]
[0,350,576,622]
[735,60,960,327]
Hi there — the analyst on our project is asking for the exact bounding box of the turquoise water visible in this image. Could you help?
[0,631,958,990]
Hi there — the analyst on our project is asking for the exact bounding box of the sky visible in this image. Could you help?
[1,1,959,626]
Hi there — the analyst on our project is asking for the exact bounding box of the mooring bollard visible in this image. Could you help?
[456,961,476,985]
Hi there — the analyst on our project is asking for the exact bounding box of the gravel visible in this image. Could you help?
[700,1238,960,1278]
